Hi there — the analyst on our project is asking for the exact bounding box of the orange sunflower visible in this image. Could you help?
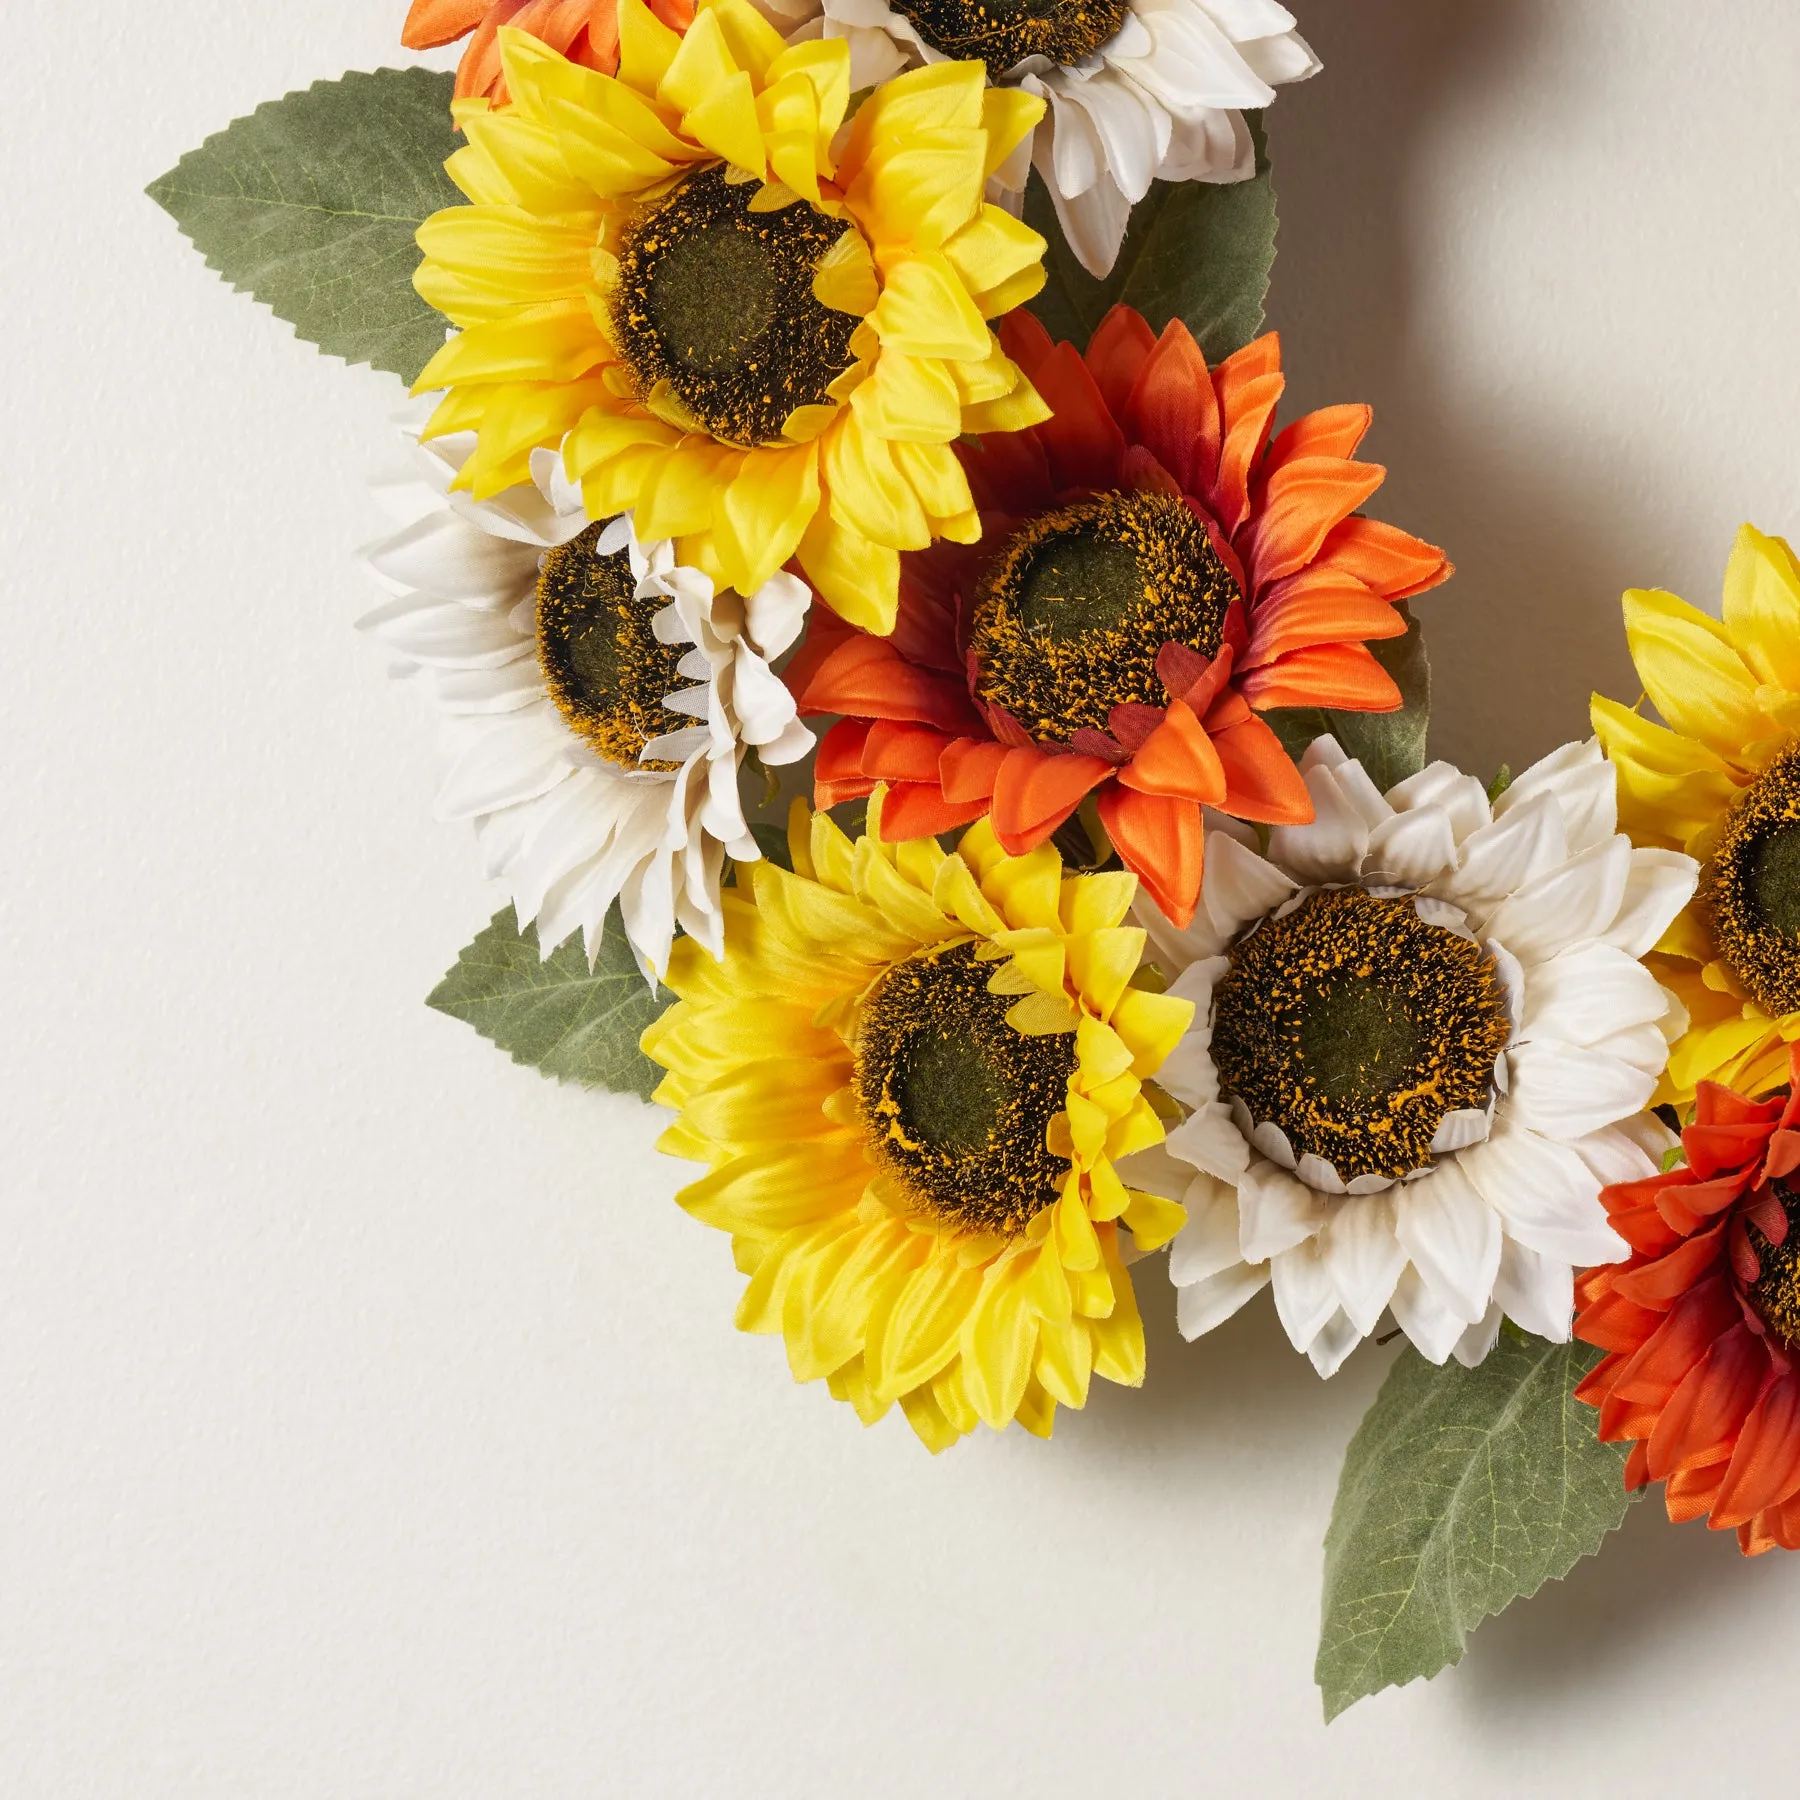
[401,0,694,103]
[786,304,1453,926]
[1575,1043,1800,1554]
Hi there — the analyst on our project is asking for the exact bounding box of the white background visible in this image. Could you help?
[5,2,1799,1794]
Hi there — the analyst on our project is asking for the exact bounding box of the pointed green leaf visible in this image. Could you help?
[1023,115,1276,361]
[146,67,459,382]
[1316,1334,1633,1721]
[427,906,668,1101]
[1263,603,1432,790]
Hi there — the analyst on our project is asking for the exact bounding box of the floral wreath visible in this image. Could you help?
[148,0,1800,1715]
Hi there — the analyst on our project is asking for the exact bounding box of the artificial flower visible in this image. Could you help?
[1575,1045,1800,1555]
[401,0,695,103]
[1142,735,1697,1375]
[765,0,1318,277]
[1592,524,1800,1107]
[410,2,1051,634]
[789,307,1451,925]
[641,789,1194,1449]
[359,410,812,976]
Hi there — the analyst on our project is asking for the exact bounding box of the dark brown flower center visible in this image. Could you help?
[855,940,1076,1236]
[1707,741,1800,1016]
[1210,888,1514,1183]
[890,0,1128,77]
[612,164,859,449]
[536,522,689,770]
[968,489,1237,746]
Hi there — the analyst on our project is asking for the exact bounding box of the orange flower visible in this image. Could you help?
[1574,1044,1800,1555]
[786,305,1451,926]
[401,0,693,102]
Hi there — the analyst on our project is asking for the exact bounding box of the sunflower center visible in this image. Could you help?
[612,164,858,449]
[1209,888,1514,1184]
[1706,742,1800,1016]
[968,490,1237,746]
[890,0,1129,78]
[536,522,690,771]
[1746,1180,1800,1345]
[855,940,1077,1236]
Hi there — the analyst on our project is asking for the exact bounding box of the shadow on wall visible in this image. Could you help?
[1264,0,1664,781]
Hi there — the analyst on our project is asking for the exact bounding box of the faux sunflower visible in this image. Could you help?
[410,0,1051,633]
[642,790,1194,1449]
[1592,525,1800,1105]
[787,305,1452,924]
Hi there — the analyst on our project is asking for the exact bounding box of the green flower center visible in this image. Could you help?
[612,164,858,449]
[536,522,690,770]
[1209,888,1515,1184]
[891,0,1128,78]
[1706,741,1800,1016]
[1747,1180,1800,1346]
[968,490,1237,746]
[855,940,1077,1236]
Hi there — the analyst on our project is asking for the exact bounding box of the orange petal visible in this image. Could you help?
[1210,714,1312,825]
[862,719,954,785]
[1118,699,1226,804]
[813,719,877,807]
[1029,342,1125,493]
[1315,515,1451,602]
[1096,786,1203,927]
[1261,403,1372,476]
[795,633,976,733]
[403,0,492,50]
[1123,321,1218,505]
[879,782,992,839]
[997,309,1058,388]
[940,737,1008,804]
[1209,333,1285,535]
[1243,569,1406,669]
[1084,305,1157,421]
[1241,455,1387,593]
[1643,1324,1767,1481]
[1237,643,1402,714]
[989,748,1111,854]
[1711,1374,1800,1527]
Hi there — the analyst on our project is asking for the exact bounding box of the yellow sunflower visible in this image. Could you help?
[641,789,1193,1451]
[411,0,1050,634]
[1592,523,1800,1104]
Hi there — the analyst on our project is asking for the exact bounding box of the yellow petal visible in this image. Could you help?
[1109,986,1196,1077]
[1068,927,1146,1020]
[871,252,991,360]
[931,854,1008,938]
[849,134,988,251]
[676,1144,861,1237]
[823,418,931,549]
[1122,1185,1188,1253]
[959,1252,1039,1429]
[1034,1319,1093,1409]
[796,506,898,634]
[1089,1231,1145,1385]
[879,1254,985,1398]
[714,442,820,594]
[1075,1014,1135,1086]
[898,1382,961,1453]
[1061,870,1137,935]
[616,0,683,93]
[852,349,963,443]
[1722,523,1800,695]
[980,86,1044,175]
[1623,587,1768,758]
[658,8,742,117]
[942,205,1045,304]
[749,859,915,962]
[682,70,768,177]
[813,225,880,315]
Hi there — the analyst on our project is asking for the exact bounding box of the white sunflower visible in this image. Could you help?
[764,0,1318,277]
[1139,736,1698,1376]
[358,416,813,978]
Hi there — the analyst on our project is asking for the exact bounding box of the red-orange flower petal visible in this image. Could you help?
[989,749,1111,854]
[1096,786,1203,928]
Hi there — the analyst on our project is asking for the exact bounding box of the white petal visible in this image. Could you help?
[433,710,574,821]
[1433,790,1567,921]
[1496,738,1615,853]
[1393,1160,1501,1323]
[358,592,529,669]
[1429,1107,1493,1155]
[1451,1304,1504,1369]
[1484,835,1631,965]
[1570,1117,1672,1189]
[1389,1266,1470,1364]
[1506,1040,1656,1140]
[1493,1239,1575,1342]
[1307,1309,1364,1378]
[1461,1128,1627,1266]
[1295,1152,1347,1195]
[1163,1101,1248,1181]
[1519,942,1676,1046]
[1317,1194,1407,1335]
[1269,1238,1339,1352]
[362,509,538,609]
[1364,805,1458,887]
[1249,1119,1298,1169]
[742,570,812,660]
[1602,848,1700,958]
[1267,761,1375,882]
[1176,1262,1271,1340]
[1199,831,1297,946]
[1386,762,1491,842]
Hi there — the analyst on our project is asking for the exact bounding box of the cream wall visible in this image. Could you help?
[3,3,1797,1794]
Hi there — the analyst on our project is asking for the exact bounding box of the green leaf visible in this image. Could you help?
[1316,1334,1632,1721]
[1023,115,1276,361]
[427,905,668,1102]
[146,67,459,383]
[1263,603,1432,791]
[749,822,794,872]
